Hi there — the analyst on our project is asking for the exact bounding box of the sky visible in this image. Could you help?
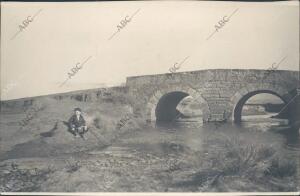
[1,1,299,100]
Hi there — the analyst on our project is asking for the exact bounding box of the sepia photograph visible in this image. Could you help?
[0,1,299,195]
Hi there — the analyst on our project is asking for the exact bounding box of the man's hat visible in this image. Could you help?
[74,108,82,112]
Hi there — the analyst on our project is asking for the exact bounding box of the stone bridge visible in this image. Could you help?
[126,69,299,124]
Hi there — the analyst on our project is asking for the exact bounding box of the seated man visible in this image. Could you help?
[68,108,88,138]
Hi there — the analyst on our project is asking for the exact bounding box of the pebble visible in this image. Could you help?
[2,170,11,174]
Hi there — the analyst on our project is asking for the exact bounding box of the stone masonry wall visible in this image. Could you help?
[126,69,299,122]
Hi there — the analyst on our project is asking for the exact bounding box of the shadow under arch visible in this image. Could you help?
[233,90,287,124]
[155,91,189,122]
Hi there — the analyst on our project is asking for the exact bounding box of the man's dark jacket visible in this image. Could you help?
[68,114,86,128]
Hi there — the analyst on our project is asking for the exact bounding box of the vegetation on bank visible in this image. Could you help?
[169,134,298,192]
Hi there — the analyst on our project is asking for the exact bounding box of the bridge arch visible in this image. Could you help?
[230,84,294,123]
[145,85,210,123]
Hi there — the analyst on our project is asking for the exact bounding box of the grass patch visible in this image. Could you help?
[174,134,297,192]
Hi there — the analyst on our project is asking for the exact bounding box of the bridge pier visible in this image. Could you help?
[290,89,300,131]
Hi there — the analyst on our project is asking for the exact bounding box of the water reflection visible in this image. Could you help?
[157,116,299,148]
